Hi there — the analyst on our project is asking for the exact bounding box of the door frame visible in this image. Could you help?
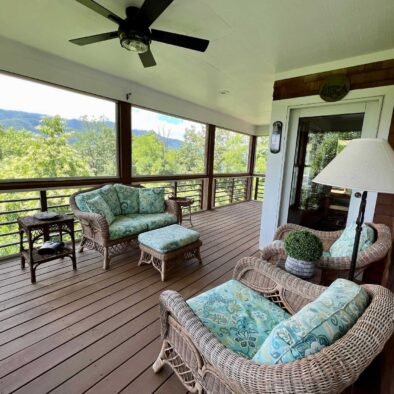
[278,96,383,228]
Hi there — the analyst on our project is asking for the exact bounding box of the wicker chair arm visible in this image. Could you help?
[165,199,181,221]
[259,242,287,262]
[274,223,343,243]
[73,210,110,242]
[160,262,394,393]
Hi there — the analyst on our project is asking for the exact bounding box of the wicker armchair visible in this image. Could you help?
[260,223,392,285]
[70,185,180,269]
[153,257,394,394]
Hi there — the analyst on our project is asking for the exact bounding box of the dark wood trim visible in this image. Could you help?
[205,124,216,210]
[213,173,250,178]
[248,136,257,176]
[0,177,120,192]
[118,101,132,185]
[132,174,206,183]
[273,59,394,101]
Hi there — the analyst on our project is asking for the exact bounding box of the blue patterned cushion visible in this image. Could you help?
[75,189,102,212]
[100,185,121,216]
[187,280,290,358]
[114,184,140,215]
[329,223,375,257]
[129,213,177,230]
[138,224,199,253]
[86,195,115,225]
[109,216,149,240]
[139,188,165,214]
[252,278,370,364]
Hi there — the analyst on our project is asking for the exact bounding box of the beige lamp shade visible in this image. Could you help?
[313,138,394,194]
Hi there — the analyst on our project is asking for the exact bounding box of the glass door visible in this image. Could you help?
[287,113,364,230]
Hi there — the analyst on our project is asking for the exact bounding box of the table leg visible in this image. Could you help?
[19,229,25,269]
[70,224,77,270]
[29,263,36,284]
[189,205,193,227]
[27,232,36,284]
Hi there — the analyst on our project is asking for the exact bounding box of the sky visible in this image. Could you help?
[0,73,205,141]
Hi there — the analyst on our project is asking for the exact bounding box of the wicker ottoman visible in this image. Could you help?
[138,224,202,281]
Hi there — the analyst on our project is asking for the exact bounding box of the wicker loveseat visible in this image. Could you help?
[154,257,394,394]
[260,223,392,285]
[70,184,180,269]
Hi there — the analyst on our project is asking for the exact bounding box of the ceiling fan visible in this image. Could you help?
[69,0,210,68]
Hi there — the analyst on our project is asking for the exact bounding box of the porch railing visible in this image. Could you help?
[0,176,264,258]
[134,179,205,213]
[0,187,87,258]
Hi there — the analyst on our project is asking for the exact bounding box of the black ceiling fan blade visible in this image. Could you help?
[137,0,173,27]
[139,49,157,68]
[76,0,123,24]
[151,29,209,52]
[69,31,118,46]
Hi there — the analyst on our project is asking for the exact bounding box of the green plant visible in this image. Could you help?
[284,230,323,262]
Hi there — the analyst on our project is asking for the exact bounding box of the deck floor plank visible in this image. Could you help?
[0,201,262,394]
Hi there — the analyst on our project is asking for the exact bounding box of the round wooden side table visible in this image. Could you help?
[168,197,194,227]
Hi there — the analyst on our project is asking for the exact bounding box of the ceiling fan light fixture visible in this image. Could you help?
[120,32,149,53]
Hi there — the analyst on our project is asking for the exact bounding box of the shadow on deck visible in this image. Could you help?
[0,200,261,394]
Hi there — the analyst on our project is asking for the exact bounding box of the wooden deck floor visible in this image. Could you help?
[0,201,261,394]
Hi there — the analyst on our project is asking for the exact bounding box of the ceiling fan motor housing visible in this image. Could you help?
[119,6,151,53]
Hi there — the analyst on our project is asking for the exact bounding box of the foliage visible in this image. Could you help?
[214,129,250,173]
[254,136,269,174]
[284,230,323,262]
[0,113,268,257]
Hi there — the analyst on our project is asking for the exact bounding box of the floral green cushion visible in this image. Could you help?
[75,189,102,212]
[114,184,140,215]
[187,280,290,358]
[252,278,370,364]
[109,215,149,240]
[100,185,121,216]
[108,213,177,240]
[129,213,177,231]
[139,188,165,214]
[86,195,115,225]
[138,224,200,253]
[329,223,375,257]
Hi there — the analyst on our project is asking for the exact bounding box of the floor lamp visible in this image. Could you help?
[313,138,394,281]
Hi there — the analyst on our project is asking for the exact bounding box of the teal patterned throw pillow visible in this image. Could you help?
[252,278,370,364]
[329,223,375,257]
[86,195,115,225]
[99,185,121,216]
[187,280,290,359]
[114,184,140,215]
[75,189,102,212]
[139,188,165,214]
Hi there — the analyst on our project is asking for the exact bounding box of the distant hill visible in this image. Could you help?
[0,109,183,150]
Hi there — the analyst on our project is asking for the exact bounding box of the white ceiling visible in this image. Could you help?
[0,0,393,126]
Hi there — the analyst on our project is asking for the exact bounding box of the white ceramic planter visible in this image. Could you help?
[285,256,315,279]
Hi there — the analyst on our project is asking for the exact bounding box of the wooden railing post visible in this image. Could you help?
[39,190,48,212]
[118,101,132,185]
[230,178,235,204]
[205,124,216,210]
[173,181,178,198]
[254,177,259,200]
[212,178,217,208]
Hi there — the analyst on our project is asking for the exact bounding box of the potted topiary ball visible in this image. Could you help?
[284,230,323,279]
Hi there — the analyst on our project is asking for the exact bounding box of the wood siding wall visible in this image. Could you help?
[273,59,394,100]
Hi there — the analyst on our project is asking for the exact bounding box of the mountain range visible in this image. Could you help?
[0,108,183,149]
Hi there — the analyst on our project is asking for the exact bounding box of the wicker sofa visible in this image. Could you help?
[154,257,394,394]
[70,185,180,269]
[260,223,392,285]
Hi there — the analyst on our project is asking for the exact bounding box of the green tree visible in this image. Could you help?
[177,127,206,174]
[73,116,116,176]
